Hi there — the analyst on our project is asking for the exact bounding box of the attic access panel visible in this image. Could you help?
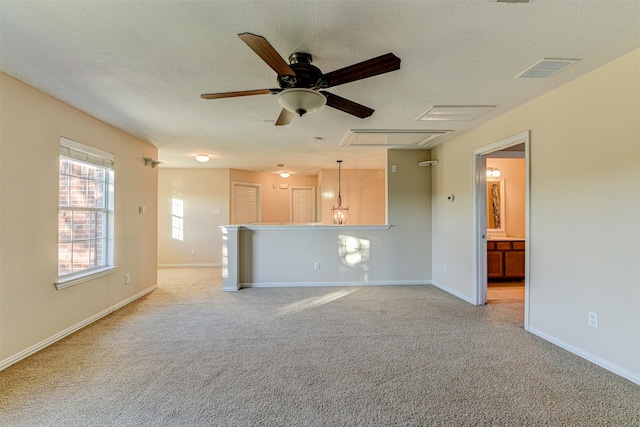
[340,129,452,148]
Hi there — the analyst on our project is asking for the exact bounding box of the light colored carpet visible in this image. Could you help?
[1,268,638,426]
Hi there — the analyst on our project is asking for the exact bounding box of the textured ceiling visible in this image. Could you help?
[1,1,639,174]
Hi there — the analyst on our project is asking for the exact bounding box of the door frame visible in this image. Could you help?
[290,186,316,223]
[231,181,261,224]
[472,131,531,330]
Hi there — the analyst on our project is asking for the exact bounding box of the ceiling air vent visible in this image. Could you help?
[416,106,495,122]
[515,58,579,79]
[340,129,452,148]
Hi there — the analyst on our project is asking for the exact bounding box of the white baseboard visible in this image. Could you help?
[158,263,221,268]
[430,280,474,304]
[0,284,157,372]
[528,326,640,386]
[241,280,431,288]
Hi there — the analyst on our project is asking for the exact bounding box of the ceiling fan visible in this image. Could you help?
[201,33,401,126]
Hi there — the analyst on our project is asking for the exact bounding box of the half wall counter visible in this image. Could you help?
[220,224,430,291]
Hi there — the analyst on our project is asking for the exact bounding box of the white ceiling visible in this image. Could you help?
[1,0,638,174]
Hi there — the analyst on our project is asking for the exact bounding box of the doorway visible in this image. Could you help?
[473,131,530,330]
[231,182,261,224]
[291,186,316,223]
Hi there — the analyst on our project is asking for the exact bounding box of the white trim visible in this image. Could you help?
[60,136,114,160]
[528,327,640,386]
[486,150,525,158]
[231,181,262,224]
[0,285,157,372]
[241,280,431,289]
[60,136,114,169]
[239,224,392,231]
[58,144,115,280]
[157,263,221,268]
[473,132,528,156]
[55,266,117,290]
[473,153,488,306]
[289,186,316,223]
[430,280,475,304]
[472,131,531,332]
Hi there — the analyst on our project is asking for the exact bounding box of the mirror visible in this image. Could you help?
[487,179,505,234]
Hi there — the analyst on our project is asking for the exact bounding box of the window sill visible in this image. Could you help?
[55,266,118,290]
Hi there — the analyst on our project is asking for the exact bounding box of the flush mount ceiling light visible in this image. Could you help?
[416,106,496,121]
[515,58,579,79]
[195,154,210,163]
[277,88,327,117]
[280,172,290,178]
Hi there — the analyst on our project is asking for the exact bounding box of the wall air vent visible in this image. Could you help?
[515,58,579,79]
[340,129,452,148]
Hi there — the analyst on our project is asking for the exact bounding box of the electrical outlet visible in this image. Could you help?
[443,264,447,273]
[314,261,320,270]
[588,311,599,328]
[125,274,130,284]
[191,249,196,255]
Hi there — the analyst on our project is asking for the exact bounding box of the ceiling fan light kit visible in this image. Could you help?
[277,88,326,117]
[201,32,400,126]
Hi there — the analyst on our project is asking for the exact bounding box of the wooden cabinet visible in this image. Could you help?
[487,240,525,281]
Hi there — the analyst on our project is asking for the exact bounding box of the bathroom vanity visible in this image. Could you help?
[487,238,525,281]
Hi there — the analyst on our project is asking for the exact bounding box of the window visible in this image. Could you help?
[171,198,184,241]
[57,138,114,289]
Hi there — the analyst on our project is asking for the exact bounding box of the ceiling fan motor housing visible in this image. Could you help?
[278,52,325,89]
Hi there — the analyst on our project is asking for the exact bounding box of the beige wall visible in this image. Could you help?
[158,168,230,266]
[215,168,384,227]
[233,149,432,286]
[0,73,158,364]
[487,158,525,238]
[431,48,640,380]
[319,169,386,225]
[386,149,433,278]
[230,169,318,223]
[157,167,386,266]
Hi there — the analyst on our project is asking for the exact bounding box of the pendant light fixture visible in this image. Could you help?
[332,160,349,225]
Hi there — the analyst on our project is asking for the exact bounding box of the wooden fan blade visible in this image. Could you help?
[238,33,296,77]
[275,108,295,126]
[200,89,279,99]
[321,53,400,88]
[320,91,374,118]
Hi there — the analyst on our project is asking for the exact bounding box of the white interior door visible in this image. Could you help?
[291,187,315,223]
[232,183,260,224]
